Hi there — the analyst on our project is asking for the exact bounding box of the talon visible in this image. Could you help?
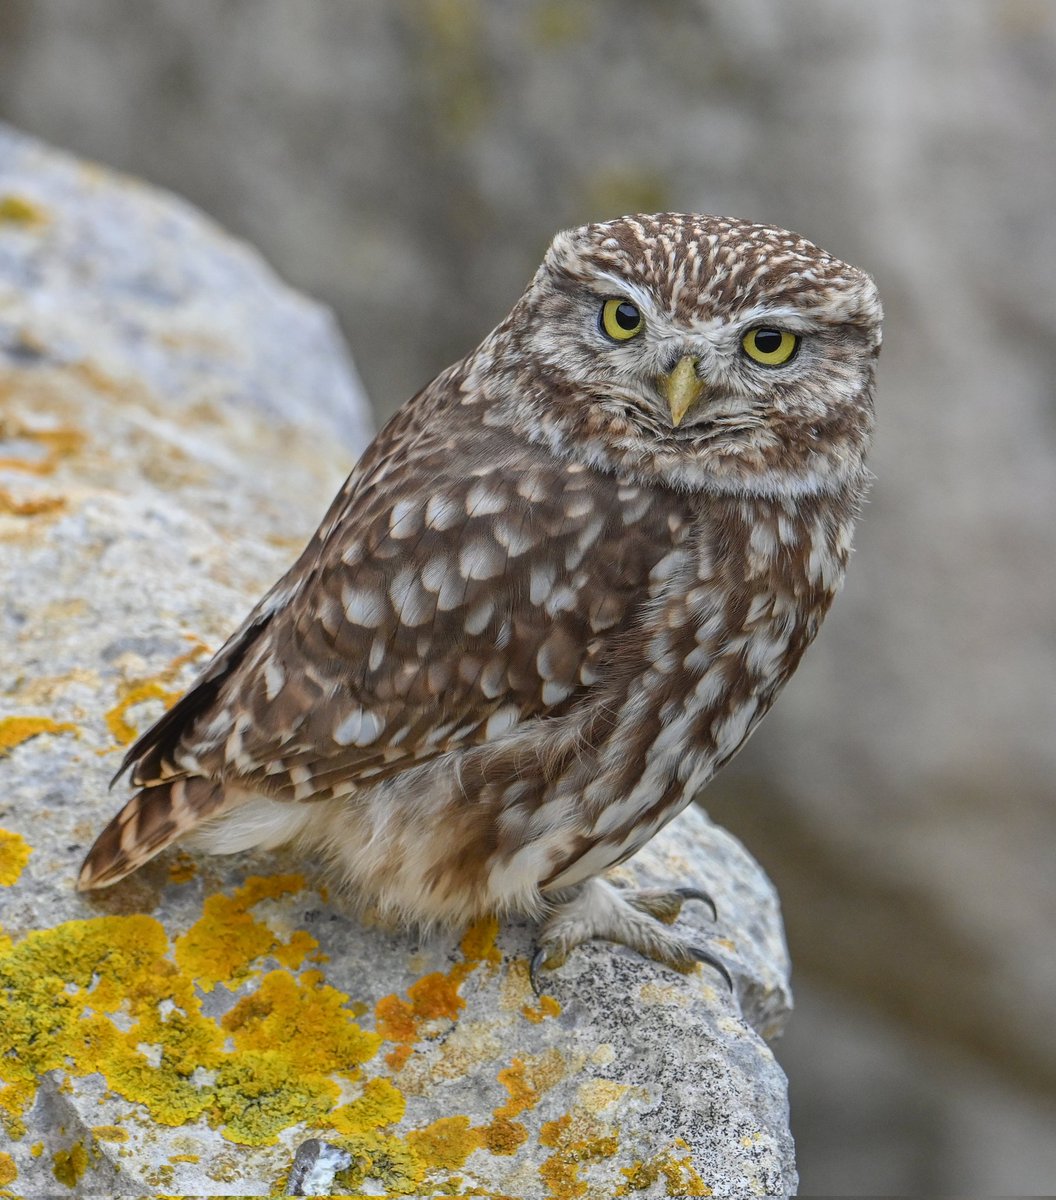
[529,946,549,997]
[674,886,718,922]
[690,944,734,992]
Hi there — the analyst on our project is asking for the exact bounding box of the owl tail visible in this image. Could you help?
[77,776,226,890]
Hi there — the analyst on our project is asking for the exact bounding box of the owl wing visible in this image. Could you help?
[80,396,684,887]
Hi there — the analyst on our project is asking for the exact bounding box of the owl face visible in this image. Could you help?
[490,213,881,498]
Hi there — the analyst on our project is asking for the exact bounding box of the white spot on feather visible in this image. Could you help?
[264,660,285,701]
[333,708,385,747]
[425,493,462,531]
[342,584,386,628]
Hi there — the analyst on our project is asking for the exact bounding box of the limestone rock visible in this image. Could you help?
[0,126,795,1197]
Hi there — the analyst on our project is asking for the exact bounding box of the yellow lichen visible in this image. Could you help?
[271,927,322,970]
[105,680,183,746]
[617,1140,712,1196]
[330,1129,427,1196]
[0,1153,14,1187]
[104,639,211,746]
[173,873,307,990]
[539,1111,621,1200]
[52,1142,90,1188]
[92,1124,128,1142]
[222,970,379,1078]
[211,1051,338,1146]
[0,716,77,758]
[405,1115,480,1171]
[0,863,666,1190]
[328,1076,406,1135]
[0,879,375,1145]
[0,194,49,226]
[576,1078,630,1113]
[460,914,502,967]
[0,829,32,886]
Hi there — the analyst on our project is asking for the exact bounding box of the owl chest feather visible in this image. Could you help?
[535,485,857,892]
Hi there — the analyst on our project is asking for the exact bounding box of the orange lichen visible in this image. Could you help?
[522,994,562,1023]
[167,852,198,885]
[0,421,83,475]
[375,917,501,1071]
[0,486,66,516]
[0,829,32,887]
[475,1049,565,1158]
[0,716,77,758]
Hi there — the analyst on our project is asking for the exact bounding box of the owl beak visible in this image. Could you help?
[661,355,706,427]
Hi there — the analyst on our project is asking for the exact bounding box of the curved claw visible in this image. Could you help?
[674,886,718,922]
[529,945,550,998]
[690,944,734,993]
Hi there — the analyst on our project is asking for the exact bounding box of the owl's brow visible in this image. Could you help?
[590,272,656,313]
[728,303,820,332]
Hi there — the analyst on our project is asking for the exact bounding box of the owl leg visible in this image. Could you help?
[531,876,731,995]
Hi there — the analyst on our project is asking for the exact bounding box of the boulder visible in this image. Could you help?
[0,125,795,1197]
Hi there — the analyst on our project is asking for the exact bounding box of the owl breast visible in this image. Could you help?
[358,475,856,919]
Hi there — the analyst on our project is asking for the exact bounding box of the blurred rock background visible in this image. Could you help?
[1,0,1053,1191]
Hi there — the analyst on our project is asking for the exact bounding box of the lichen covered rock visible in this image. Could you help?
[0,125,795,1197]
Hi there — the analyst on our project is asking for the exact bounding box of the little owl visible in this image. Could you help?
[80,213,881,990]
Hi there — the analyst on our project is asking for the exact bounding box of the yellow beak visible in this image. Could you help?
[661,355,706,427]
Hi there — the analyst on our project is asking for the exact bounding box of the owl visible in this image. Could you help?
[79,213,881,989]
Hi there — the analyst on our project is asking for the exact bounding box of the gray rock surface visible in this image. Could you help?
[0,127,795,1196]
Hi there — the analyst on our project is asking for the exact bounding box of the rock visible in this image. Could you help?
[0,126,795,1197]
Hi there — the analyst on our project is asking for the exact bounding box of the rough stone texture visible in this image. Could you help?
[0,127,795,1196]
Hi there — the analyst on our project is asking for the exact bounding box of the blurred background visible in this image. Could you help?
[1,1,1054,1191]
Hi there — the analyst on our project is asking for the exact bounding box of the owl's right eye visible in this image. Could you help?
[600,298,644,342]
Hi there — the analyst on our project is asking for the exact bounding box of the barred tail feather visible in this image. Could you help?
[77,777,226,890]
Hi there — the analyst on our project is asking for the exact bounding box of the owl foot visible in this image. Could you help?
[531,876,731,996]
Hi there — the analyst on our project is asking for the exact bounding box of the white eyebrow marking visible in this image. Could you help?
[593,272,656,314]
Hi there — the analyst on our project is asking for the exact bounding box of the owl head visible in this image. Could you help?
[485,213,881,498]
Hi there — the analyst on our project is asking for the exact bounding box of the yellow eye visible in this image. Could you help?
[742,327,799,366]
[601,298,644,342]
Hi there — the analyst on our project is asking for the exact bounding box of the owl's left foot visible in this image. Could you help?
[531,876,731,995]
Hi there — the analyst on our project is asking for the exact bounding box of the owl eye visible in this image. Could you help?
[742,327,799,366]
[600,298,644,342]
